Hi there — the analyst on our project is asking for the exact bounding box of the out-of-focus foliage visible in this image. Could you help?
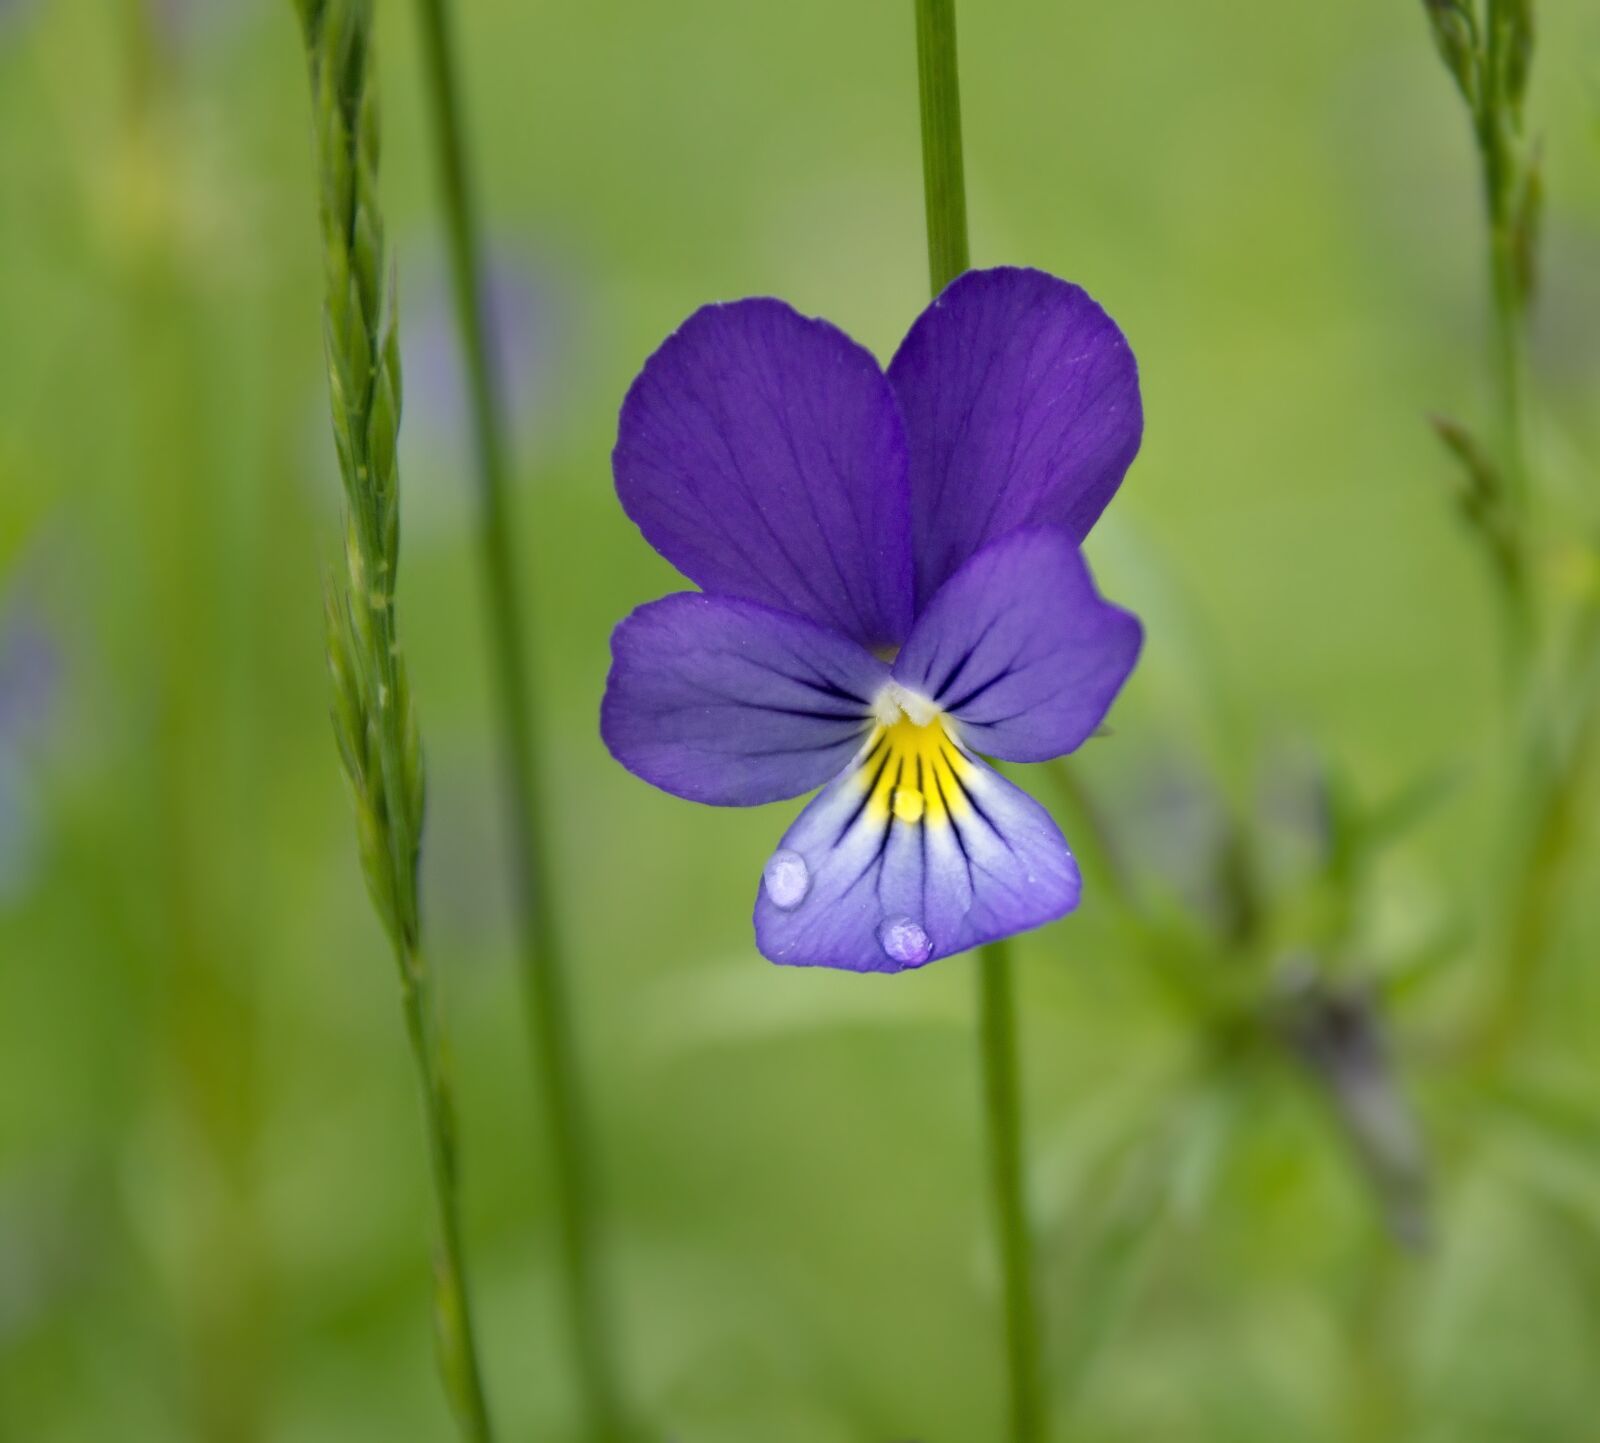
[1,1,1599,1440]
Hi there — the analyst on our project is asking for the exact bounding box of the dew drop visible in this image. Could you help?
[762,848,810,910]
[877,914,933,967]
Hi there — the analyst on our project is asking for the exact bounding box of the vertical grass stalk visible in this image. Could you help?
[292,1,493,1435]
[409,2,630,1437]
[1425,0,1538,660]
[1423,0,1580,1065]
[914,3,1047,1438]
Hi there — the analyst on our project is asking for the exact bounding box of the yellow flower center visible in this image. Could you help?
[859,708,973,828]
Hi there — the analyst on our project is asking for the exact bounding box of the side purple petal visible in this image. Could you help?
[753,732,1081,972]
[614,299,915,649]
[600,592,889,807]
[887,266,1142,607]
[892,528,1142,763]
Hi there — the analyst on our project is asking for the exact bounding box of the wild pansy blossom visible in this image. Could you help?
[602,267,1142,972]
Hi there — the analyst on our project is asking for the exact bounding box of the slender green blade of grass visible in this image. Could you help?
[408,1,632,1437]
[291,2,494,1436]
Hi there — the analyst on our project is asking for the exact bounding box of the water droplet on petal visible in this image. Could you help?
[763,848,810,910]
[878,915,933,967]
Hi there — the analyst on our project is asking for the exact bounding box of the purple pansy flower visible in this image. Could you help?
[601,266,1143,973]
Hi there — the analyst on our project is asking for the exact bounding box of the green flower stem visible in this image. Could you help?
[914,3,1046,1439]
[914,0,970,290]
[409,2,630,1437]
[976,940,1048,1443]
[293,1,493,1435]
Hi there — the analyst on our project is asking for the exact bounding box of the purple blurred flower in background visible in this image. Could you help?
[0,611,53,744]
[149,0,257,51]
[403,246,564,448]
[0,601,60,900]
[602,267,1143,972]
[396,243,571,537]
[0,0,35,36]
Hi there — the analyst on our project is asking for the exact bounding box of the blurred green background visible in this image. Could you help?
[4,1,1600,1439]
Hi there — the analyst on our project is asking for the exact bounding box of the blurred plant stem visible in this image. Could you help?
[1425,0,1538,671]
[1474,0,1532,522]
[1040,759,1221,1020]
[1422,0,1596,1071]
[292,1,493,1435]
[914,3,1046,1438]
[1481,646,1600,1063]
[410,1,630,1436]
[1427,0,1600,1081]
[1043,760,1135,917]
[119,4,269,1438]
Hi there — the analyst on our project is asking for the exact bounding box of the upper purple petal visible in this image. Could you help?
[614,299,915,649]
[600,591,888,807]
[886,267,1142,607]
[892,528,1142,763]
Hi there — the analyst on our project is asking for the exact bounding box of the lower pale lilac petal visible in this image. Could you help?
[892,528,1142,763]
[601,593,888,806]
[753,720,1080,972]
